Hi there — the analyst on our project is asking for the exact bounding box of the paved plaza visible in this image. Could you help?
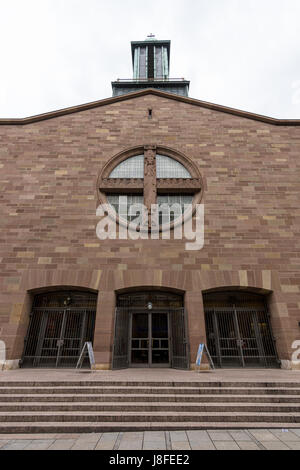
[0,429,300,450]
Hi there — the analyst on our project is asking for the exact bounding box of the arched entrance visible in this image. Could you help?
[21,290,97,368]
[112,291,189,370]
[203,290,279,368]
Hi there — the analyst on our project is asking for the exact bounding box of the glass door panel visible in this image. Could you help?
[151,313,169,366]
[130,312,170,367]
[131,313,149,365]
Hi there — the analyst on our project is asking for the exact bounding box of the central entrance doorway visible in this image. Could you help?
[112,291,189,370]
[131,312,170,367]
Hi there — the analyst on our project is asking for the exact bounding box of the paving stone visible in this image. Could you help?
[214,441,240,450]
[71,434,102,450]
[208,431,234,441]
[24,439,55,450]
[171,441,191,450]
[286,442,300,450]
[47,439,77,450]
[189,441,215,450]
[289,429,300,437]
[95,432,119,450]
[186,430,215,450]
[248,430,282,442]
[0,440,9,449]
[187,430,212,442]
[143,431,166,450]
[143,442,167,450]
[118,432,144,450]
[229,431,252,441]
[165,431,172,450]
[236,441,261,450]
[269,429,300,442]
[1,440,33,450]
[170,432,190,450]
[260,441,290,450]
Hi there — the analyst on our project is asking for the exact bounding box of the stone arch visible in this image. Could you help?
[20,286,98,368]
[112,285,189,370]
[202,286,279,368]
[202,285,273,296]
[97,145,203,233]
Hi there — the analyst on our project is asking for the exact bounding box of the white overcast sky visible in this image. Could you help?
[1,0,300,119]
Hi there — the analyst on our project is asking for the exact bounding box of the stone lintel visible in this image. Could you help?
[100,178,144,192]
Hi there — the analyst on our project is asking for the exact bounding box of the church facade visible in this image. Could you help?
[1,37,300,371]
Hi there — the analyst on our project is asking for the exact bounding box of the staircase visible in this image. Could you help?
[0,380,300,433]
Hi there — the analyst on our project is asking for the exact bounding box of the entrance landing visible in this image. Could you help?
[0,368,299,383]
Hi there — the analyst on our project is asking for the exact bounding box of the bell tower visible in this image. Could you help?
[132,33,170,80]
[112,35,189,97]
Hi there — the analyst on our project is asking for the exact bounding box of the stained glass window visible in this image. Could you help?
[109,155,144,178]
[106,194,144,222]
[105,152,197,227]
[157,194,193,225]
[156,155,191,178]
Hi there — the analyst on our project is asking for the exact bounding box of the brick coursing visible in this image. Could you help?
[0,93,300,367]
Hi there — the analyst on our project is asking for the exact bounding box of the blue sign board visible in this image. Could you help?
[196,344,204,366]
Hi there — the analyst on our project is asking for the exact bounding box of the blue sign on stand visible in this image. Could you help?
[196,344,204,366]
[195,343,214,370]
[76,342,95,369]
[87,342,95,366]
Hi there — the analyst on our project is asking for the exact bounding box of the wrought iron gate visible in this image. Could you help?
[21,291,97,368]
[170,308,189,369]
[112,306,130,369]
[204,304,279,368]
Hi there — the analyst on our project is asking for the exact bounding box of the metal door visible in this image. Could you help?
[129,312,170,368]
[112,306,189,369]
[21,291,97,368]
[112,307,130,369]
[170,308,190,369]
[205,306,278,368]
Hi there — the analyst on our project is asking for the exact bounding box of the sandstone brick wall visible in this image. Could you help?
[0,93,300,368]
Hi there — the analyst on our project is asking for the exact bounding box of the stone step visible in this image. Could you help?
[1,379,299,434]
[1,402,300,413]
[1,411,300,423]
[1,394,300,403]
[0,381,299,388]
[0,421,300,433]
[0,386,300,395]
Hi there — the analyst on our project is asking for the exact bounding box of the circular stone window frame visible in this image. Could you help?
[97,145,203,233]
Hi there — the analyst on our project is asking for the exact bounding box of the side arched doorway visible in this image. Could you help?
[20,290,97,368]
[203,290,279,368]
[112,291,189,370]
